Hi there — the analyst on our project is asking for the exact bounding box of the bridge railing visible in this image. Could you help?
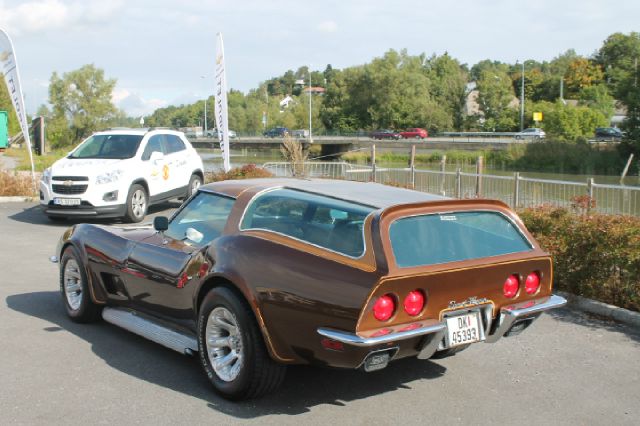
[261,161,640,216]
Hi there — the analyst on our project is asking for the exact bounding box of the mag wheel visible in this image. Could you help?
[60,247,101,323]
[125,184,147,223]
[197,287,286,400]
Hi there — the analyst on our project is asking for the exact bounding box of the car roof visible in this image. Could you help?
[202,178,448,208]
[94,128,184,136]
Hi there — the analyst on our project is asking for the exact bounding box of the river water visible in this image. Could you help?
[198,148,640,187]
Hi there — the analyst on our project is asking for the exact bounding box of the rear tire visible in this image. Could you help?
[186,174,203,199]
[59,246,102,323]
[124,184,148,223]
[197,287,286,400]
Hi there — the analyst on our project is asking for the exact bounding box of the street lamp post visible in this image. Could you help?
[308,67,313,143]
[200,75,209,136]
[519,61,525,132]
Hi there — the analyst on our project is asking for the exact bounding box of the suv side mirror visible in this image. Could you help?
[153,216,169,232]
[149,151,164,164]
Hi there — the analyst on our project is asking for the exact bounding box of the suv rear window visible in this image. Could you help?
[389,211,532,267]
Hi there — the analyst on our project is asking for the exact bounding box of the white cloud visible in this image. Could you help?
[0,0,124,35]
[112,88,167,117]
[317,20,338,33]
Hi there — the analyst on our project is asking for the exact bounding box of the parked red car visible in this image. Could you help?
[400,128,428,139]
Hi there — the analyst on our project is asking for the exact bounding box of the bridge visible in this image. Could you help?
[190,135,526,156]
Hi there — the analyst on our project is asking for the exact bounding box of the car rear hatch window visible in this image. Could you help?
[389,211,532,267]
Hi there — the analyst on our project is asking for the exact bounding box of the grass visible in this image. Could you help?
[340,149,521,167]
[5,147,69,172]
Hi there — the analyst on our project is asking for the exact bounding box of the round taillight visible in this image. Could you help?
[525,272,540,294]
[503,275,519,298]
[373,294,395,321]
[403,290,425,316]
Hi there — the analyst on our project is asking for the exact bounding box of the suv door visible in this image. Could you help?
[164,134,190,192]
[140,134,169,197]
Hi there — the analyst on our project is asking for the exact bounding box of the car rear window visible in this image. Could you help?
[389,211,532,267]
[241,188,375,257]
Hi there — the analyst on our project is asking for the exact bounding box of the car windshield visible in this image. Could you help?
[389,211,532,267]
[69,134,144,159]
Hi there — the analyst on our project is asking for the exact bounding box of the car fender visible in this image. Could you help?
[194,269,297,363]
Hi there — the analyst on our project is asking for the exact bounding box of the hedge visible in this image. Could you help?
[519,205,640,312]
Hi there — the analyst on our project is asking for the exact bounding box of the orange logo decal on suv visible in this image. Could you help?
[162,165,169,180]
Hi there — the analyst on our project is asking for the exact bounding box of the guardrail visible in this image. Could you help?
[262,161,640,216]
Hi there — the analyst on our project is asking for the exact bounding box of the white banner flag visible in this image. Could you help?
[0,28,36,186]
[214,32,231,172]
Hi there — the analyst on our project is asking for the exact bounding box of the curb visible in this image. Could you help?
[557,291,640,328]
[0,196,37,203]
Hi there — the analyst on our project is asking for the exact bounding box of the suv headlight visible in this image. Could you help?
[95,169,123,185]
[42,168,51,185]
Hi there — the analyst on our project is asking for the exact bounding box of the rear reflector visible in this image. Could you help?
[321,338,344,351]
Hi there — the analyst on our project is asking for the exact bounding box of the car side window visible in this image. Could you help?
[141,135,166,161]
[164,192,235,246]
[241,188,374,257]
[165,135,186,154]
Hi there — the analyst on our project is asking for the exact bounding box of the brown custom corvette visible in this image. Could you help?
[53,178,566,400]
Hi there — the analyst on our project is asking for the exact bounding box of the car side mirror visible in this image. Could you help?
[149,151,164,164]
[153,216,169,232]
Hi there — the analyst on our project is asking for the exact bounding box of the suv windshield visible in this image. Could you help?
[69,134,143,159]
[389,211,532,267]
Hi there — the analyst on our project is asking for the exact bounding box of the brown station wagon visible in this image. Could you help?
[52,178,566,400]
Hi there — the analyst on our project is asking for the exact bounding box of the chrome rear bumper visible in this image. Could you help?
[317,294,567,354]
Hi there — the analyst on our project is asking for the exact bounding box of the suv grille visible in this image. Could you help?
[52,184,88,195]
[52,176,89,181]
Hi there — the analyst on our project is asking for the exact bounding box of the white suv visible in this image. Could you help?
[40,128,204,222]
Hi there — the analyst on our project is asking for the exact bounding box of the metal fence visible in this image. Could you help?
[262,161,640,216]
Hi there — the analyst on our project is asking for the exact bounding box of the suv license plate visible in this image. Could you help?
[53,198,81,206]
[446,313,481,348]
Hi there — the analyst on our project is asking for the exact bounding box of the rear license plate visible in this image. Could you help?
[446,313,481,348]
[53,198,81,206]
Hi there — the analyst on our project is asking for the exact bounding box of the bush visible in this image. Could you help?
[0,170,37,196]
[519,205,640,311]
[204,164,273,183]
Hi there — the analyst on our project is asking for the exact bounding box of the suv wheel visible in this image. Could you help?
[187,174,203,199]
[125,184,148,223]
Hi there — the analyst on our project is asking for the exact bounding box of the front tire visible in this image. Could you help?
[59,246,102,323]
[197,287,286,400]
[125,184,148,223]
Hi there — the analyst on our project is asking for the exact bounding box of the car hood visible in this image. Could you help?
[50,157,125,177]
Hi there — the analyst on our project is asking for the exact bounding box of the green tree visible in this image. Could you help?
[476,68,517,130]
[48,64,118,146]
[564,58,604,98]
[596,32,640,98]
[529,100,608,142]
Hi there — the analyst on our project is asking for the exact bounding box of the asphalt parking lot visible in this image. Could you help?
[0,201,638,425]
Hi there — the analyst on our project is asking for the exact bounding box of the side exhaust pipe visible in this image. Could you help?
[102,307,198,355]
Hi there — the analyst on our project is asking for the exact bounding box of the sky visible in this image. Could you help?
[1,0,639,117]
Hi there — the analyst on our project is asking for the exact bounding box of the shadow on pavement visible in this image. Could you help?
[7,202,181,227]
[547,306,640,345]
[6,291,447,417]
